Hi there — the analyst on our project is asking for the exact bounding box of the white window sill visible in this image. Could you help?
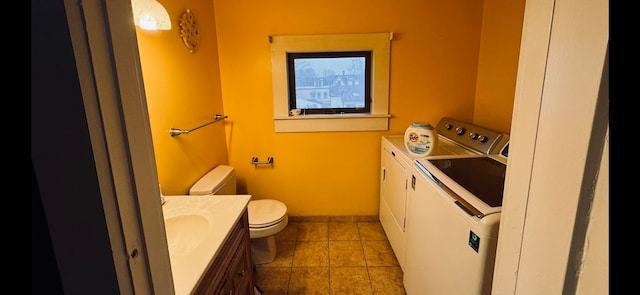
[273,113,391,132]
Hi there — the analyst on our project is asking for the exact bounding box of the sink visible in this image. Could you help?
[161,195,252,295]
[165,214,209,262]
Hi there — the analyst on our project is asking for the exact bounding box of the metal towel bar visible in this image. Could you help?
[170,114,227,136]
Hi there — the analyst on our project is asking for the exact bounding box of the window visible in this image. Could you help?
[270,33,392,132]
[287,51,371,115]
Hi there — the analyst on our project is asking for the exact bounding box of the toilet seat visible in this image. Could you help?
[248,199,288,228]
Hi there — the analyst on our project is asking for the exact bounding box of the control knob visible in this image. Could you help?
[455,127,465,135]
[469,132,478,140]
[478,135,488,143]
[445,123,453,130]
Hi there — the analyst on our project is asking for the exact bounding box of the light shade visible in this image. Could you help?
[131,0,171,31]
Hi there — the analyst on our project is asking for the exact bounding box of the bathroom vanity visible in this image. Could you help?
[162,195,254,295]
[193,209,254,294]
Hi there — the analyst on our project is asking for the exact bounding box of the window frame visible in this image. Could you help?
[270,33,392,133]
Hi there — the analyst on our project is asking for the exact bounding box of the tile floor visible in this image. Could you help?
[253,216,407,295]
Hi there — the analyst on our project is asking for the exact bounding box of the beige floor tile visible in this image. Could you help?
[256,241,295,268]
[276,222,299,241]
[252,217,405,294]
[329,266,372,295]
[288,267,330,295]
[362,240,400,267]
[254,267,291,294]
[298,222,329,241]
[329,222,360,241]
[293,241,329,266]
[368,266,407,295]
[329,241,366,267]
[358,222,387,240]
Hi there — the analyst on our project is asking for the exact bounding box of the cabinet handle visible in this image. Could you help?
[391,151,396,157]
[411,175,416,190]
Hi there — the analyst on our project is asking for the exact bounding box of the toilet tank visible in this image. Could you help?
[189,165,237,195]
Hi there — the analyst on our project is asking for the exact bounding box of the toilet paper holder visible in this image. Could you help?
[251,156,274,165]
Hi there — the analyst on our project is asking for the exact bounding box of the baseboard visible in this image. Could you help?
[288,215,379,223]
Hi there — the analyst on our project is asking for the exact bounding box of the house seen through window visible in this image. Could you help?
[287,51,371,115]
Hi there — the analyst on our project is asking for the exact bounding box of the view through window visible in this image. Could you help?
[287,51,371,114]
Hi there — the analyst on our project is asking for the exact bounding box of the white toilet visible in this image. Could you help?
[189,165,288,265]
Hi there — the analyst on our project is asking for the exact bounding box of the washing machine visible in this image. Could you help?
[403,124,510,294]
[379,117,508,271]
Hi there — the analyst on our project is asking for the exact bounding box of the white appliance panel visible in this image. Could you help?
[383,148,409,230]
[404,167,500,295]
[378,196,406,269]
[379,138,412,271]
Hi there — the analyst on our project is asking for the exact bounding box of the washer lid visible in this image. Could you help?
[248,199,288,227]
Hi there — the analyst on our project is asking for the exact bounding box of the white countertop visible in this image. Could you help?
[162,195,251,295]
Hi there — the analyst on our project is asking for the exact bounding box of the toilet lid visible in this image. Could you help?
[248,199,288,227]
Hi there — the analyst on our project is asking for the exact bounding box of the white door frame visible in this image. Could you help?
[492,0,608,293]
[63,0,173,293]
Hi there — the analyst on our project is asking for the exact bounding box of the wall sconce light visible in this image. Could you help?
[131,0,171,31]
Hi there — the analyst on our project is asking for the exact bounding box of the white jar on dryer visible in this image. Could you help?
[404,122,438,157]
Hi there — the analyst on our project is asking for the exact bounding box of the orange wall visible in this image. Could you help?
[474,0,526,133]
[135,0,228,195]
[215,0,481,217]
[135,0,524,215]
